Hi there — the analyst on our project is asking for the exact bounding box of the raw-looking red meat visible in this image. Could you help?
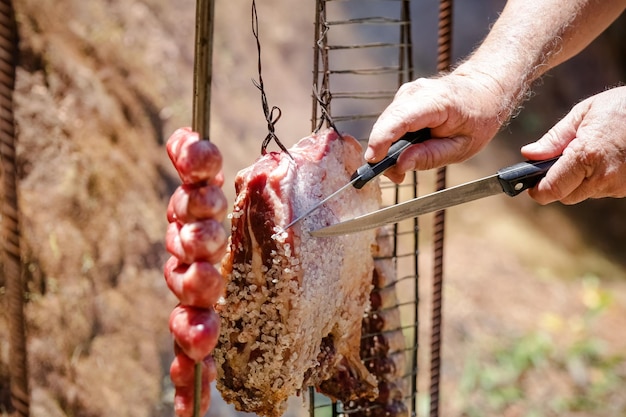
[214,128,382,417]
[164,127,227,417]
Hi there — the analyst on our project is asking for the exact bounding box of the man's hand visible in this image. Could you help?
[522,86,626,204]
[365,71,508,183]
[365,0,626,187]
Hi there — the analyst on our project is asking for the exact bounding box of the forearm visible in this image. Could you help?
[454,0,626,118]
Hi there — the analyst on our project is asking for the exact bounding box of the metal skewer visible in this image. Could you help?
[193,0,215,141]
[191,1,215,416]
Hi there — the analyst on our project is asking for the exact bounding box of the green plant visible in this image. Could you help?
[458,276,626,417]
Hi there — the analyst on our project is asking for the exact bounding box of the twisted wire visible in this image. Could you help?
[430,0,453,416]
[0,1,29,416]
[311,0,330,131]
[251,0,290,157]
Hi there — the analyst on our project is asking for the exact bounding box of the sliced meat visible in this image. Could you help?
[214,128,381,417]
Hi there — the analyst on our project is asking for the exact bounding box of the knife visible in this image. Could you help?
[281,128,432,231]
[310,157,559,237]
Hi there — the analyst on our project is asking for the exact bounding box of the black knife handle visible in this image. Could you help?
[497,157,559,196]
[351,128,431,189]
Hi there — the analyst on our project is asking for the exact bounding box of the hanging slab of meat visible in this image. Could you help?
[214,128,381,417]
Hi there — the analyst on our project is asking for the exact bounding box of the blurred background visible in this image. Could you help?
[0,0,625,416]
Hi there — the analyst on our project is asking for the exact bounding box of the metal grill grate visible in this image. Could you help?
[310,1,421,416]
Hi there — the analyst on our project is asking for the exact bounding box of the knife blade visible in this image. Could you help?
[310,157,559,237]
[280,128,432,231]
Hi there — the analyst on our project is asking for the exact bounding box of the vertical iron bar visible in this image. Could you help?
[191,1,215,416]
[430,0,453,416]
[399,1,415,86]
[311,0,322,131]
[0,1,28,416]
[312,0,330,131]
[309,387,315,417]
[399,1,419,415]
[318,2,330,130]
[192,0,215,140]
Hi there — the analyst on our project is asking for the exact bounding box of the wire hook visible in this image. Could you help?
[312,84,342,139]
[251,0,292,158]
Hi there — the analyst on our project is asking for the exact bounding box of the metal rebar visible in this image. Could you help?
[0,1,28,416]
[430,0,453,416]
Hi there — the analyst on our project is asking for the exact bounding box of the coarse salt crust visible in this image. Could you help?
[214,129,381,417]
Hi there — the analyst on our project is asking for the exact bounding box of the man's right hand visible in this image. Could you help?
[365,68,509,183]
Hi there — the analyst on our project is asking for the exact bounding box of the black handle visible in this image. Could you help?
[497,157,559,196]
[351,128,431,189]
